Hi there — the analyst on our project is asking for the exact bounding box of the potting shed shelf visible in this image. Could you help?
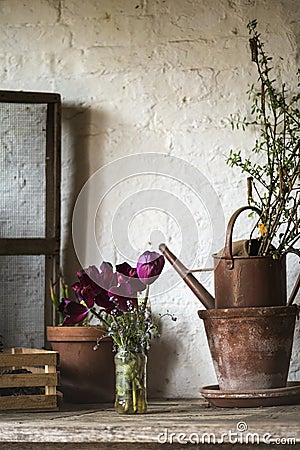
[0,399,299,449]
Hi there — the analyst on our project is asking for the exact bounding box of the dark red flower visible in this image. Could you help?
[72,265,102,308]
[72,263,118,311]
[72,281,95,308]
[99,262,116,288]
[59,298,89,326]
[77,265,101,289]
[94,262,118,311]
[116,262,146,292]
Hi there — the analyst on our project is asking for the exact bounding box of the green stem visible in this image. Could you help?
[132,379,137,413]
[142,285,150,309]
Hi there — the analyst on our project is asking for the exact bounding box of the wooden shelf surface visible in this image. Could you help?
[0,399,299,449]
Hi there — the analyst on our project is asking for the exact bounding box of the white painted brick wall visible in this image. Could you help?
[0,0,299,397]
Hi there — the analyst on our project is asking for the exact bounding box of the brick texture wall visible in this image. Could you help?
[0,0,299,397]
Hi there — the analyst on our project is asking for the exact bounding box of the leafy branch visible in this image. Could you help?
[227,19,300,256]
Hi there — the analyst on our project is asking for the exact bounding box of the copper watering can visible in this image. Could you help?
[160,206,300,310]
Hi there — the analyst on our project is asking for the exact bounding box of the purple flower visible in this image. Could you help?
[59,298,89,326]
[58,252,164,328]
[136,251,165,285]
[116,262,146,293]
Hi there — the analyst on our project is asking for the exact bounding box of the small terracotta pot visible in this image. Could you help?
[47,326,115,403]
[198,305,298,391]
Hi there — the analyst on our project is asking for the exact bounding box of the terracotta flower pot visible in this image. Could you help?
[47,326,115,403]
[198,305,298,391]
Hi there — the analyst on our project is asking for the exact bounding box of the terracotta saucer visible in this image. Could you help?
[200,382,300,408]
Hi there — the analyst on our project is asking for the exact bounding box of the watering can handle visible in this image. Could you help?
[225,205,261,270]
[285,248,300,306]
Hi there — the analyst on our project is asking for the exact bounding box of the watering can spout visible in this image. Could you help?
[159,243,215,310]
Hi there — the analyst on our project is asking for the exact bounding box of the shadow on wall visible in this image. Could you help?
[61,105,109,285]
[296,33,300,63]
[148,338,176,398]
[289,13,300,64]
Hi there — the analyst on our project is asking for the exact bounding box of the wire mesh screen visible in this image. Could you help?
[0,103,46,238]
[0,255,45,348]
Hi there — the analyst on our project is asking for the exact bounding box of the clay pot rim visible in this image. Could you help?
[198,304,298,320]
[47,325,111,342]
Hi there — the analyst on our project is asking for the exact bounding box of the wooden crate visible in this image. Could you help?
[0,347,60,411]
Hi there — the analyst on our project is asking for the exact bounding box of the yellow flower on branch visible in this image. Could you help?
[258,223,267,236]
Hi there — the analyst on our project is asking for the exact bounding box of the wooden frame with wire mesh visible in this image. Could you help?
[0,90,61,348]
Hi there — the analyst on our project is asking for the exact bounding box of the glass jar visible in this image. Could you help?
[114,347,147,414]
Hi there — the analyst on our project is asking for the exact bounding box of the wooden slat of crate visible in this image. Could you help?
[0,372,58,388]
[0,348,58,367]
[0,394,59,411]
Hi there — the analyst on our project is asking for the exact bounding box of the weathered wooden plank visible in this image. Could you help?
[0,238,59,255]
[0,90,61,104]
[17,348,57,354]
[0,394,58,411]
[0,444,276,450]
[44,99,61,331]
[0,372,58,388]
[0,444,290,450]
[0,400,298,447]
[45,365,57,395]
[0,349,58,367]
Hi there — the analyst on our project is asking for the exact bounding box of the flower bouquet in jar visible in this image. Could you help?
[52,250,169,414]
